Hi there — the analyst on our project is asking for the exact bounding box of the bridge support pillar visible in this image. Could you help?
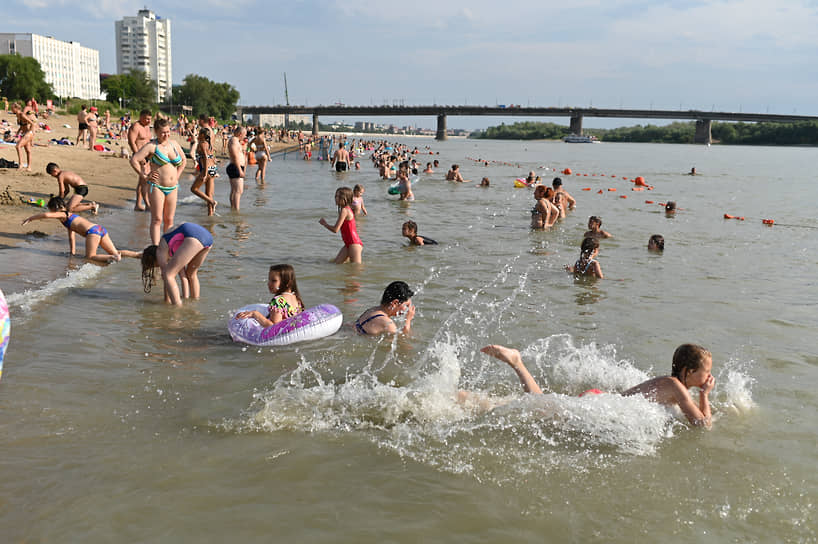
[694,119,712,145]
[435,114,447,141]
[312,113,319,136]
[569,115,583,135]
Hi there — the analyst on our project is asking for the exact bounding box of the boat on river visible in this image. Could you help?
[563,134,600,143]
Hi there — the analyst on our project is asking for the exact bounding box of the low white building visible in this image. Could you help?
[0,33,101,100]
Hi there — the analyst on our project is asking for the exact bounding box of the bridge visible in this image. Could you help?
[237,105,818,144]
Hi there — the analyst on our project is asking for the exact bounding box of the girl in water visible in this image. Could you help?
[141,223,213,305]
[130,118,187,245]
[566,237,603,278]
[252,128,271,182]
[319,187,363,264]
[21,196,140,263]
[234,264,304,326]
[480,342,714,428]
[354,281,416,336]
[351,184,368,216]
[191,129,218,216]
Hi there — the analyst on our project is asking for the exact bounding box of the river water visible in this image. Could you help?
[1,138,816,542]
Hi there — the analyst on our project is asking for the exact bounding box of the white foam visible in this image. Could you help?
[5,263,103,315]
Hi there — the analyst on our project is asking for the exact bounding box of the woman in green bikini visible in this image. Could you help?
[130,118,187,244]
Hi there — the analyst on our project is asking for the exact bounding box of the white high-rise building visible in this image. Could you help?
[114,8,172,102]
[0,33,101,100]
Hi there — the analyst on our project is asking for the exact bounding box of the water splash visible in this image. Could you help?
[5,264,103,316]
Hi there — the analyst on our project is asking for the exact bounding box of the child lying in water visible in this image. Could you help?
[478,343,714,428]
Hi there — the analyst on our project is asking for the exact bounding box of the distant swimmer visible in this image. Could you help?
[552,177,576,209]
[478,342,715,428]
[402,220,438,246]
[584,216,613,239]
[687,167,698,175]
[648,234,665,252]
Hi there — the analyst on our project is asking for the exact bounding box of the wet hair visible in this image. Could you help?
[153,118,170,131]
[353,184,364,196]
[671,344,711,381]
[141,245,159,293]
[403,220,418,234]
[381,281,414,305]
[46,195,67,212]
[552,177,563,188]
[649,234,665,251]
[335,186,354,208]
[269,264,304,309]
[588,215,602,227]
[580,236,599,257]
[665,201,677,212]
[46,162,59,175]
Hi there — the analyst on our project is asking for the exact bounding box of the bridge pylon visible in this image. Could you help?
[436,114,447,141]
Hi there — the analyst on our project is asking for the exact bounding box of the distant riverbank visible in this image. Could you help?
[470,120,818,145]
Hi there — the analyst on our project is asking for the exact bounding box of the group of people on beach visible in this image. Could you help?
[12,108,715,429]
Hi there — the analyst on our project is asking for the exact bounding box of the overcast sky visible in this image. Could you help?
[4,0,818,129]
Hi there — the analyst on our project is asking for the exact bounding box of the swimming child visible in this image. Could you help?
[354,281,416,336]
[584,216,613,239]
[46,163,98,214]
[648,234,665,251]
[319,186,363,264]
[665,201,677,215]
[566,237,603,278]
[191,129,218,215]
[140,222,213,305]
[402,220,438,246]
[21,196,140,263]
[424,162,434,174]
[351,184,368,216]
[481,342,714,428]
[479,177,490,187]
[234,264,304,326]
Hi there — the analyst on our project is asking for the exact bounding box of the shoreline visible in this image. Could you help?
[0,113,294,249]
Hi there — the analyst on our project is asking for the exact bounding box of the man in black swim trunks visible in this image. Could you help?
[76,105,89,146]
[227,126,247,211]
[331,142,351,172]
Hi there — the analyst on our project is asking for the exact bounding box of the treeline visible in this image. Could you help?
[470,120,818,145]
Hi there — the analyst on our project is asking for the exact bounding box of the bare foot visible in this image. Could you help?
[91,201,99,215]
[480,345,523,368]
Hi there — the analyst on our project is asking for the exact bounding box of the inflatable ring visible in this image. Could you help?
[0,288,8,381]
[229,303,342,346]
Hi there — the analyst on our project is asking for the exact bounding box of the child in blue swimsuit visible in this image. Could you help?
[566,237,604,279]
[354,281,415,336]
[21,196,141,263]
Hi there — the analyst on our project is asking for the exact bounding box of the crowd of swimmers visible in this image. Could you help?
[11,111,715,431]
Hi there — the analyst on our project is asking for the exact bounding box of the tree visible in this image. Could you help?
[100,70,156,110]
[172,74,240,120]
[0,54,53,101]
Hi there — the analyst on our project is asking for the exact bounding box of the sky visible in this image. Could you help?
[4,0,818,130]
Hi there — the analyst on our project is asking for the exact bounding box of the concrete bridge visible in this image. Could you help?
[237,105,818,144]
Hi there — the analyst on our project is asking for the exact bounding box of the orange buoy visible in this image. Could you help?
[582,187,591,191]
[658,202,665,206]
[632,187,645,191]
[724,213,735,219]
[645,200,654,204]
[738,217,745,221]
[762,219,775,225]
[620,195,627,199]
[563,168,572,175]
[622,176,628,180]
[583,174,588,176]
[597,190,603,194]
[576,173,581,176]
[634,176,647,186]
[608,188,617,192]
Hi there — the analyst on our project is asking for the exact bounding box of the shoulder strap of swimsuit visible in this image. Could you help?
[355,312,386,333]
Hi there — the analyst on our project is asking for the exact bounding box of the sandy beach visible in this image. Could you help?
[0,111,295,249]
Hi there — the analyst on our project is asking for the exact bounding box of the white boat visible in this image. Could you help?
[563,134,600,143]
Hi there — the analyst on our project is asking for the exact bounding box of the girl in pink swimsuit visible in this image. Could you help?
[319,186,363,264]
